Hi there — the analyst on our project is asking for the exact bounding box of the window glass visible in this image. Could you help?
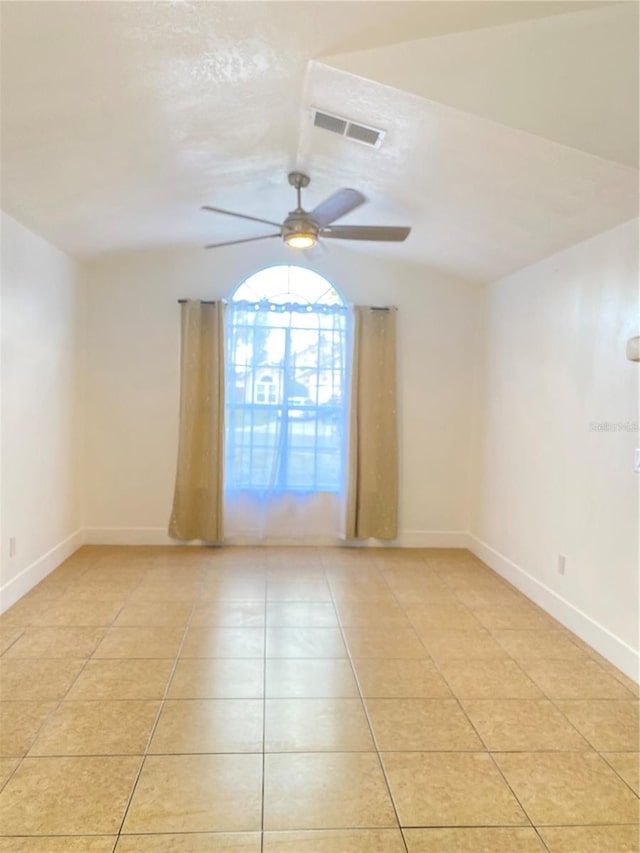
[225,266,347,493]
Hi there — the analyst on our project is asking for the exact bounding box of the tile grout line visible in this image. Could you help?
[322,549,410,853]
[373,549,554,852]
[0,550,135,797]
[430,554,640,812]
[113,554,208,842]
[418,553,561,851]
[1,545,637,846]
[541,693,640,800]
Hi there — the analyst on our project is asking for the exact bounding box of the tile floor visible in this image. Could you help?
[0,546,637,852]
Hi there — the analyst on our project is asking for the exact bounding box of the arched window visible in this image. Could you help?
[225,265,348,493]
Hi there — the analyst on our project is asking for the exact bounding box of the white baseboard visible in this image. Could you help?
[397,530,471,548]
[83,527,177,546]
[83,526,472,549]
[468,534,639,684]
[0,528,85,614]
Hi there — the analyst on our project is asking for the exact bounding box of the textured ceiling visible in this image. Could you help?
[1,1,637,282]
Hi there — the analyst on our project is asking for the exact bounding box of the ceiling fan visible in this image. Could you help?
[202,172,410,250]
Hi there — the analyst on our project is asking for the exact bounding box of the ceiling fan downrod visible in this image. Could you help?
[288,171,310,212]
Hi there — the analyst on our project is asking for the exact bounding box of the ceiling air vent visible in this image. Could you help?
[313,111,348,135]
[311,108,385,149]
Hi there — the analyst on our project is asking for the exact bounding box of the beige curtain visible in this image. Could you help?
[169,300,225,542]
[346,306,398,540]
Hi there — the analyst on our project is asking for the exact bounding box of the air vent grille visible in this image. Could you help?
[311,108,385,148]
[345,123,381,146]
[313,112,348,135]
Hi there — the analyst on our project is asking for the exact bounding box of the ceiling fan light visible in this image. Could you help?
[285,232,317,249]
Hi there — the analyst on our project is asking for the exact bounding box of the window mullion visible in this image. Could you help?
[278,321,292,490]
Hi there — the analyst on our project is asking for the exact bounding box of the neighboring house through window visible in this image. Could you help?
[225,265,348,493]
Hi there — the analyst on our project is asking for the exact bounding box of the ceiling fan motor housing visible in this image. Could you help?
[282,210,319,244]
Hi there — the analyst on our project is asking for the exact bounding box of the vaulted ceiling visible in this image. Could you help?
[1,1,637,281]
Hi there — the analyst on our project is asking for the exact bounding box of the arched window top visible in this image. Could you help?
[230,265,345,308]
[225,264,348,494]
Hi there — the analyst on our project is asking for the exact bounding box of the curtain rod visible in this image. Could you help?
[177,300,395,311]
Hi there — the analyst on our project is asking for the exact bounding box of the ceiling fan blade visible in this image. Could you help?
[201,205,281,228]
[205,233,280,249]
[320,225,411,242]
[310,188,366,227]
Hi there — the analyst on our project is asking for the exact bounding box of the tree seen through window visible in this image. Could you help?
[225,266,348,492]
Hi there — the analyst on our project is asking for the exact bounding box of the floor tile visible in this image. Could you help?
[266,580,332,602]
[555,699,639,751]
[437,659,543,698]
[417,629,508,662]
[126,583,200,603]
[452,587,524,609]
[190,602,265,627]
[390,585,460,607]
[168,659,264,698]
[461,699,590,751]
[538,824,640,852]
[199,580,266,601]
[265,698,373,752]
[29,700,160,755]
[180,627,264,658]
[114,602,193,627]
[66,659,173,700]
[0,625,24,655]
[0,701,56,756]
[0,659,84,701]
[115,834,261,851]
[265,659,359,698]
[267,566,326,582]
[594,661,640,697]
[266,627,347,658]
[494,751,640,824]
[267,603,338,627]
[404,604,481,631]
[0,839,117,852]
[0,755,140,834]
[381,752,527,826]
[403,827,546,852]
[0,758,19,788]
[264,752,396,830]
[93,627,185,658]
[2,544,637,848]
[123,754,262,833]
[263,829,406,851]
[472,604,555,631]
[492,630,587,661]
[2,627,105,658]
[149,699,263,753]
[335,600,409,628]
[367,698,482,751]
[519,659,636,698]
[353,658,451,698]
[31,599,123,627]
[1,601,43,628]
[601,751,639,794]
[328,581,398,605]
[342,628,426,659]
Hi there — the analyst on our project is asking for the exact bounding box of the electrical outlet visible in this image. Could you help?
[557,554,566,576]
[9,537,16,558]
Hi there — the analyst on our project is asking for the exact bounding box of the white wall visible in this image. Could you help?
[471,219,639,679]
[81,242,480,545]
[1,212,84,610]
